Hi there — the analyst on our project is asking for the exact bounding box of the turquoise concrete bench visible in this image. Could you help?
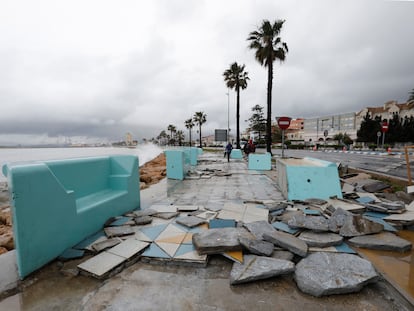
[276,157,342,201]
[165,147,200,180]
[230,149,243,159]
[2,155,140,278]
[248,152,272,170]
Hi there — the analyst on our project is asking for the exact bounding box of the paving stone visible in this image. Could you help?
[107,239,150,259]
[263,230,308,257]
[348,232,412,252]
[104,226,135,238]
[230,255,295,285]
[243,220,276,240]
[362,181,391,193]
[92,238,123,252]
[271,221,300,235]
[294,252,379,297]
[327,208,353,232]
[133,208,157,217]
[298,231,343,248]
[154,212,180,219]
[239,237,274,256]
[287,215,330,232]
[134,216,153,225]
[192,228,254,255]
[271,250,294,261]
[176,216,207,228]
[78,252,125,279]
[175,205,201,212]
[378,201,406,212]
[209,219,236,228]
[338,214,384,237]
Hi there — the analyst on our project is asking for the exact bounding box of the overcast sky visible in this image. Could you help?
[0,0,413,145]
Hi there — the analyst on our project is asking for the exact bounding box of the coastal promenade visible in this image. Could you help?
[0,151,412,310]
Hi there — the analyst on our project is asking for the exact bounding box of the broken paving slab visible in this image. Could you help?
[271,250,294,261]
[243,220,276,240]
[362,180,391,193]
[104,226,135,238]
[263,230,308,257]
[239,237,274,256]
[92,238,123,252]
[154,212,180,219]
[209,219,236,229]
[230,255,295,285]
[175,205,201,212]
[192,227,254,255]
[298,231,343,248]
[78,251,126,279]
[338,214,384,237]
[287,215,330,232]
[134,215,153,225]
[348,232,412,252]
[106,238,149,260]
[294,252,379,297]
[176,216,207,228]
[133,208,158,217]
[271,221,300,235]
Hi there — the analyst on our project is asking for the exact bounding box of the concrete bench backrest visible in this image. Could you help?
[3,155,140,278]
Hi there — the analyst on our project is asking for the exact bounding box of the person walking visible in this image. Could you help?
[225,142,233,162]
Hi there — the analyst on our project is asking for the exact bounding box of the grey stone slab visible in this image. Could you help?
[294,252,379,297]
[263,230,308,257]
[230,255,295,285]
[154,212,180,219]
[104,226,135,238]
[133,208,158,217]
[339,214,384,237]
[176,216,207,228]
[362,181,391,193]
[92,238,123,252]
[239,238,274,256]
[271,250,294,261]
[287,215,330,232]
[378,201,406,212]
[298,231,343,248]
[243,220,276,240]
[192,228,254,255]
[134,215,153,225]
[348,232,412,252]
[77,252,125,279]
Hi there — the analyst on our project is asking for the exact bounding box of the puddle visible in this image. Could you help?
[357,230,414,304]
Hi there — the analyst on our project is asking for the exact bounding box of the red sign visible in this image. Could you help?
[381,121,389,133]
[277,117,291,130]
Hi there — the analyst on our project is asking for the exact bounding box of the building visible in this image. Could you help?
[303,112,357,144]
[285,118,304,142]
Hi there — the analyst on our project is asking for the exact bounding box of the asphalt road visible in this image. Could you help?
[270,148,412,181]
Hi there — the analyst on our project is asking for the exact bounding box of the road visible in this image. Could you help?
[269,148,412,181]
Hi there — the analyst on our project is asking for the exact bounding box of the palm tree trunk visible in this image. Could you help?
[199,125,202,148]
[189,129,192,147]
[236,86,240,149]
[266,61,273,154]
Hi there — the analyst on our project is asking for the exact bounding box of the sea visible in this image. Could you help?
[0,144,163,183]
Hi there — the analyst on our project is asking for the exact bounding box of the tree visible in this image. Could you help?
[176,130,185,146]
[247,104,266,143]
[408,88,414,102]
[193,111,207,148]
[356,113,381,143]
[185,118,194,146]
[167,124,176,146]
[157,130,168,146]
[223,62,249,149]
[248,19,288,153]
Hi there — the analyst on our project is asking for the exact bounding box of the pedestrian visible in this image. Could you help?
[225,142,233,162]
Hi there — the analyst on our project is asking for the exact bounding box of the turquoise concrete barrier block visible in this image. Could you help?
[230,149,243,159]
[197,148,203,155]
[2,155,140,278]
[276,157,342,201]
[248,153,272,170]
[165,150,185,180]
[190,147,199,166]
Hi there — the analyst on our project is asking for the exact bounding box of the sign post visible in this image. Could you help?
[376,131,381,149]
[277,117,291,158]
[323,129,328,151]
[381,121,388,149]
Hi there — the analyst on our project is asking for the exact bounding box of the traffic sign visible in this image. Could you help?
[377,131,381,137]
[381,121,389,133]
[277,117,291,130]
[323,129,328,137]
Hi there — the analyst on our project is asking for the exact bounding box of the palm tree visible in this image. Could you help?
[408,88,414,102]
[167,124,176,145]
[223,62,249,149]
[193,112,207,148]
[176,130,185,146]
[185,118,194,146]
[248,19,288,153]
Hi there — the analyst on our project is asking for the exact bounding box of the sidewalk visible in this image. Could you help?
[0,151,412,311]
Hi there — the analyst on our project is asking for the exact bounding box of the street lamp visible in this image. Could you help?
[226,91,230,143]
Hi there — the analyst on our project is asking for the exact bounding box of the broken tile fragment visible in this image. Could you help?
[348,232,412,252]
[263,230,308,257]
[298,231,343,248]
[154,212,180,219]
[192,228,254,255]
[230,255,294,285]
[288,215,330,232]
[294,252,378,297]
[104,226,135,238]
[239,237,274,256]
[362,181,391,193]
[133,208,157,217]
[271,221,300,235]
[78,252,125,279]
[107,239,149,259]
[92,238,123,253]
[243,220,276,240]
[134,215,153,225]
[176,216,206,228]
[338,214,384,237]
[209,219,236,228]
[175,205,201,212]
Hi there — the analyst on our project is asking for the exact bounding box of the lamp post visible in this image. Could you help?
[226,91,230,143]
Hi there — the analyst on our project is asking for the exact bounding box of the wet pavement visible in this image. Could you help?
[0,152,413,310]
